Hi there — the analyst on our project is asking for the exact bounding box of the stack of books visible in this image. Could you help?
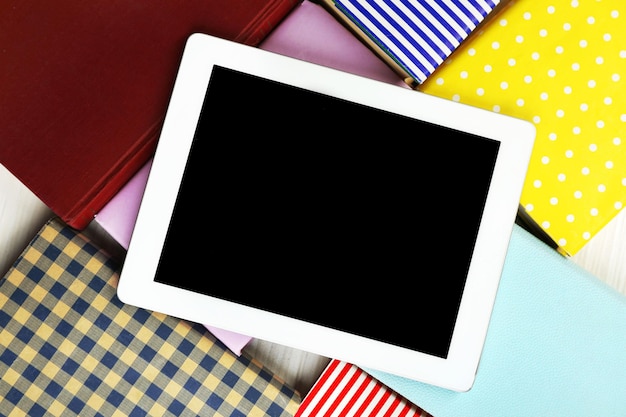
[3,1,626,415]
[0,1,303,415]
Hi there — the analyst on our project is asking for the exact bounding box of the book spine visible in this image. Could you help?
[312,0,417,89]
[236,0,302,45]
[64,120,161,230]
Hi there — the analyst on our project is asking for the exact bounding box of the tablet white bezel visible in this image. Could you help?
[117,33,535,392]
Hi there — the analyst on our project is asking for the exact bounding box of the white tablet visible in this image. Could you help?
[117,33,535,392]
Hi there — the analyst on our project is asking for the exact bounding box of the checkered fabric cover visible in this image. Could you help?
[0,217,301,416]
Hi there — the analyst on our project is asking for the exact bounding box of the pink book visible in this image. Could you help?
[95,0,405,355]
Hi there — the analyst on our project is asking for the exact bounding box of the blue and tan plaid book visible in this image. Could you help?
[0,217,301,416]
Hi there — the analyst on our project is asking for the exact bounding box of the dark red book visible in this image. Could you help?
[0,0,299,229]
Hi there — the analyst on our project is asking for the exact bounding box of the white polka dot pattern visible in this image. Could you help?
[419,0,626,255]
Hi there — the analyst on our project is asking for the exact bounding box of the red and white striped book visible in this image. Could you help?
[296,359,432,417]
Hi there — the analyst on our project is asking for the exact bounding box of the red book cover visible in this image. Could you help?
[0,0,299,229]
[296,359,431,417]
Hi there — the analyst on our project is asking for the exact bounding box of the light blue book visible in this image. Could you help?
[368,224,626,416]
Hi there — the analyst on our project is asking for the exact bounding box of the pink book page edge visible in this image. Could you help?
[95,159,153,249]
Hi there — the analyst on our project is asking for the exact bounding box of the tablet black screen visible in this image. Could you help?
[154,65,499,359]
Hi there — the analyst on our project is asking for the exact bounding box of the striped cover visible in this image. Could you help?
[334,0,499,83]
[296,359,432,417]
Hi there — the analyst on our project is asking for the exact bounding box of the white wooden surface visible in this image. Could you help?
[1,162,625,396]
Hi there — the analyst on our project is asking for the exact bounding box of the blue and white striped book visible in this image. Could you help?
[333,0,500,83]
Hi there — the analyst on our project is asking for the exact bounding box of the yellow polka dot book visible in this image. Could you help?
[417,0,626,255]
